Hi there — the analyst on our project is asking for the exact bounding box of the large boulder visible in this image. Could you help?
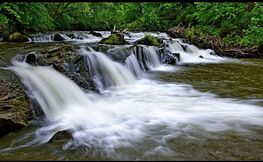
[134,35,163,47]
[2,32,29,42]
[0,69,33,136]
[99,33,129,45]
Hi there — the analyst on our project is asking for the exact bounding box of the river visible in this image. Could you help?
[0,31,262,160]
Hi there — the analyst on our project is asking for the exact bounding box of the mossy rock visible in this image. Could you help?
[0,69,33,136]
[2,32,29,42]
[134,35,163,47]
[99,33,129,45]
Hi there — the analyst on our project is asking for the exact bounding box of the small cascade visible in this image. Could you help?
[8,61,92,122]
[30,34,54,42]
[164,39,226,64]
[132,45,161,71]
[124,53,144,78]
[80,47,136,90]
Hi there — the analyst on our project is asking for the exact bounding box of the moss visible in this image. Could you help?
[135,35,162,47]
[2,32,29,42]
[99,33,128,45]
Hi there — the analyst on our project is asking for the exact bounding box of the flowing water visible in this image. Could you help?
[0,31,263,160]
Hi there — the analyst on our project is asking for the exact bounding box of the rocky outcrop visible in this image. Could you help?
[134,35,163,47]
[0,68,33,136]
[99,33,129,45]
[2,32,29,42]
[23,45,96,91]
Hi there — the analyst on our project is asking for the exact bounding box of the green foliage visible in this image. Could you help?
[0,2,262,47]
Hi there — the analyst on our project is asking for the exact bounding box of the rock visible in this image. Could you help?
[0,69,33,136]
[53,33,66,41]
[2,32,29,42]
[163,52,180,64]
[134,35,163,47]
[99,33,129,45]
[89,30,102,37]
[65,33,75,39]
[106,46,132,63]
[29,45,96,91]
[166,27,186,38]
[49,130,72,143]
[25,52,38,65]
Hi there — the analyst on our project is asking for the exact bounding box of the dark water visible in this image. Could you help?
[0,40,263,160]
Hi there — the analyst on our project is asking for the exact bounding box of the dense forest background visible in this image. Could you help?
[0,2,262,47]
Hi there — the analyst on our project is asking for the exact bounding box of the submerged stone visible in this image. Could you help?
[49,130,72,143]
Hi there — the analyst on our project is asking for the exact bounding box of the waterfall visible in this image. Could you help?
[8,61,92,122]
[30,34,54,42]
[80,47,136,90]
[164,39,226,64]
[132,45,161,71]
[125,53,144,78]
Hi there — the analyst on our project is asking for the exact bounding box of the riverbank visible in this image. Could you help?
[167,26,263,58]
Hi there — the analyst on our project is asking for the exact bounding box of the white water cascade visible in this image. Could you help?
[165,39,227,64]
[7,56,263,157]
[80,47,136,90]
[132,45,161,71]
[124,53,144,78]
[8,61,92,122]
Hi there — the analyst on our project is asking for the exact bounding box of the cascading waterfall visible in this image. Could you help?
[165,38,226,64]
[80,47,136,90]
[3,31,260,159]
[132,45,161,71]
[30,34,54,42]
[7,60,263,155]
[9,61,92,122]
[124,53,144,78]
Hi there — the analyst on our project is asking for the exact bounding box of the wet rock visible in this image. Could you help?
[134,35,163,47]
[65,33,75,39]
[30,45,96,91]
[107,46,132,63]
[2,32,29,42]
[89,30,102,37]
[53,33,66,41]
[0,69,33,136]
[99,33,129,45]
[25,52,38,65]
[163,52,180,64]
[49,130,72,143]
